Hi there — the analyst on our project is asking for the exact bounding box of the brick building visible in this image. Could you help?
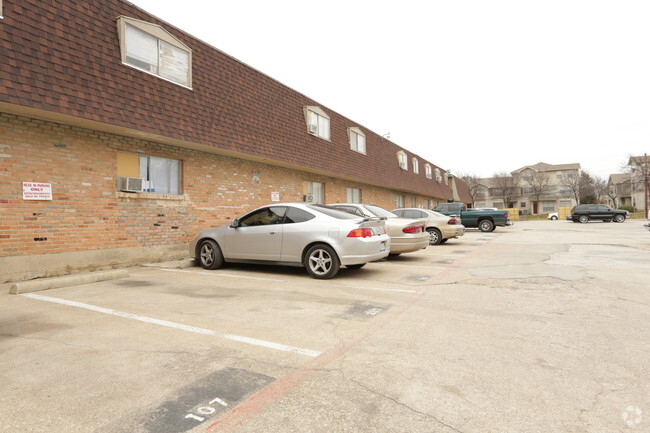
[0,0,470,282]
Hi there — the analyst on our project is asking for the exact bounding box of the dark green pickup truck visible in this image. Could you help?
[433,203,513,232]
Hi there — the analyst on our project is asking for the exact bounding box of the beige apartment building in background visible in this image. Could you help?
[473,162,581,216]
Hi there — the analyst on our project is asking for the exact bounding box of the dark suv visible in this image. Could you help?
[570,204,628,223]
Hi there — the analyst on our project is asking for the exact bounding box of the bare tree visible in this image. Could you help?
[606,181,620,208]
[457,172,482,205]
[491,171,520,208]
[591,175,607,204]
[561,172,581,204]
[526,171,551,214]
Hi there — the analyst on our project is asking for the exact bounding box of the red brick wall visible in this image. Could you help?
[0,113,436,260]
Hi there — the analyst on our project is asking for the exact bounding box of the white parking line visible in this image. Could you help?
[339,285,417,294]
[160,268,285,282]
[21,293,321,358]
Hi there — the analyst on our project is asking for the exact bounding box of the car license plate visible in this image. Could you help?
[380,241,387,252]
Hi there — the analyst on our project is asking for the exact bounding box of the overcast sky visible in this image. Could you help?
[128,0,650,180]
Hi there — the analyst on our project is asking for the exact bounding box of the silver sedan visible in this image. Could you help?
[329,203,429,255]
[393,208,465,245]
[189,203,390,279]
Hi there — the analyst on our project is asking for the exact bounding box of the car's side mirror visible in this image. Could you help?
[230,219,239,228]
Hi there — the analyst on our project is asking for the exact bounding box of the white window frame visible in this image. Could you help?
[397,151,408,170]
[435,168,442,183]
[348,127,366,154]
[117,152,182,195]
[395,194,405,208]
[1,1,4,19]
[346,187,362,203]
[412,158,419,174]
[306,181,325,204]
[425,164,432,179]
[117,16,192,88]
[303,106,330,140]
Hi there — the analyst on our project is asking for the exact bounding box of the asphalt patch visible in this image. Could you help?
[340,303,391,321]
[141,367,274,433]
[405,274,432,282]
[433,259,454,264]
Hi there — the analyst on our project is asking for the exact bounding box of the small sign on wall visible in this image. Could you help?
[22,182,53,200]
[271,192,280,202]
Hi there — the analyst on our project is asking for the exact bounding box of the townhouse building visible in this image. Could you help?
[0,0,471,282]
[473,162,581,215]
[607,155,649,214]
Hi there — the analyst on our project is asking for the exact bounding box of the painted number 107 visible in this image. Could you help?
[184,397,228,422]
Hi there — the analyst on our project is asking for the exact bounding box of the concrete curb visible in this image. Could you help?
[9,269,130,295]
[142,258,196,269]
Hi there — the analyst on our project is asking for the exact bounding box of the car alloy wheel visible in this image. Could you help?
[613,214,625,223]
[478,219,494,232]
[579,215,589,224]
[198,239,224,270]
[427,227,442,245]
[304,244,340,279]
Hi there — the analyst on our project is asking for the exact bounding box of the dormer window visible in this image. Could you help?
[397,151,408,170]
[303,106,330,140]
[435,168,442,182]
[412,158,419,174]
[348,127,366,154]
[425,164,432,179]
[117,16,192,88]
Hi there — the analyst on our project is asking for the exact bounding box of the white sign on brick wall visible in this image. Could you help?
[22,182,53,200]
[271,192,280,202]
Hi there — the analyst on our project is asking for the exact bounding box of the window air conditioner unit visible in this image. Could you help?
[307,124,318,134]
[118,176,143,192]
[304,194,314,202]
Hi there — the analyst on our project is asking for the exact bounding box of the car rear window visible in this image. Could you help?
[308,204,360,220]
[285,206,316,223]
[364,204,397,218]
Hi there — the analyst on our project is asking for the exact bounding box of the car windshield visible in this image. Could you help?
[364,204,398,218]
[308,204,360,220]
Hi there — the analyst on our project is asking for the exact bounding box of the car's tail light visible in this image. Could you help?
[402,225,424,233]
[448,217,457,225]
[504,211,509,218]
[347,228,373,238]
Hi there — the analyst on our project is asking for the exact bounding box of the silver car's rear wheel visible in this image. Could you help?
[304,244,340,279]
[198,239,224,270]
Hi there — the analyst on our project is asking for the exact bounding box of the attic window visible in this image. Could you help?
[117,16,192,88]
[303,106,330,140]
[435,168,442,182]
[397,151,408,170]
[412,158,419,174]
[425,164,432,179]
[348,127,366,154]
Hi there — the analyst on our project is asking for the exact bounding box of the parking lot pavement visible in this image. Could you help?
[1,220,649,433]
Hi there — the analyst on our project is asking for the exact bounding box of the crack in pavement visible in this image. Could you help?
[347,376,466,433]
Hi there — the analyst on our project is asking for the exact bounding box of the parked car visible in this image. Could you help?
[189,203,390,279]
[569,204,629,223]
[433,202,512,232]
[645,223,650,231]
[392,208,465,245]
[329,203,428,255]
[547,212,559,220]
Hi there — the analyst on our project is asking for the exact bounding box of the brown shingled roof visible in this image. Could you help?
[0,0,453,200]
